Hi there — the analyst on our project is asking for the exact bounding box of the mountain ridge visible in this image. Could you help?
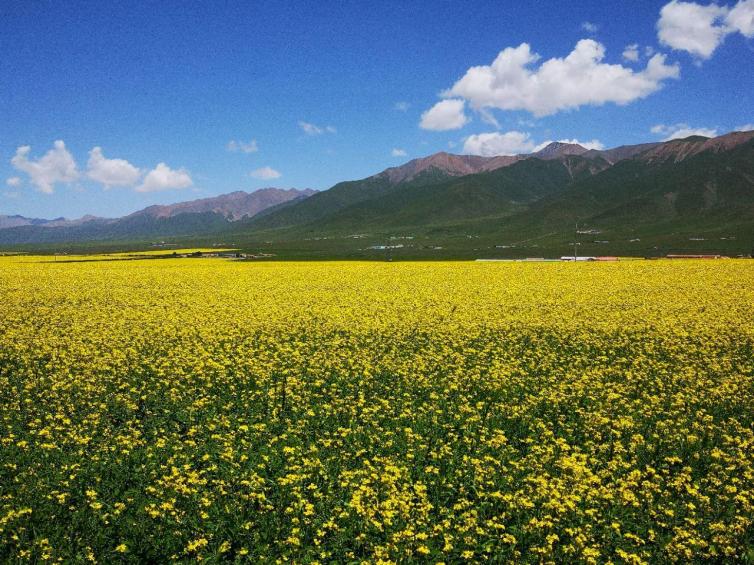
[0,188,316,230]
[0,187,317,245]
[1,130,753,255]
[128,187,317,221]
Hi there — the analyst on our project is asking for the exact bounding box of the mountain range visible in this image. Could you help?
[1,130,753,257]
[0,187,316,245]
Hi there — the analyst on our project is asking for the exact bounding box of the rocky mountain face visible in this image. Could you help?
[375,132,754,187]
[636,131,754,164]
[376,142,590,184]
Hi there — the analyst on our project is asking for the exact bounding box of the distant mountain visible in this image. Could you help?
[0,214,107,229]
[0,188,316,245]
[2,131,753,257]
[129,188,316,221]
[0,215,47,229]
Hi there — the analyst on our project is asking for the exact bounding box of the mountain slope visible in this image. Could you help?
[491,133,754,241]
[245,142,596,233]
[264,155,611,235]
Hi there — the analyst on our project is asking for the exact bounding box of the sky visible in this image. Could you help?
[1,0,753,219]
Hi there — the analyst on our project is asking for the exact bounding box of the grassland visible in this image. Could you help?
[1,257,753,562]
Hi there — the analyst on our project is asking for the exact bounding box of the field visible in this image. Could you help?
[1,257,753,562]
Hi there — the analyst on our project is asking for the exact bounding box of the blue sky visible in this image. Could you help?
[1,0,752,219]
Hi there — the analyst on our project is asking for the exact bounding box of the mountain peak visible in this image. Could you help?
[533,142,589,159]
[379,152,492,184]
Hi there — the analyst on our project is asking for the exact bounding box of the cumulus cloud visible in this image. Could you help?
[226,139,259,153]
[299,121,336,135]
[463,131,537,156]
[735,122,754,131]
[582,21,599,33]
[420,99,470,131]
[86,147,141,188]
[391,148,408,157]
[657,1,730,58]
[10,140,79,194]
[657,0,754,59]
[394,101,410,112]
[249,166,282,180]
[651,123,719,140]
[623,43,640,62]
[6,177,21,187]
[439,40,680,118]
[136,163,193,193]
[727,0,754,35]
[463,132,605,156]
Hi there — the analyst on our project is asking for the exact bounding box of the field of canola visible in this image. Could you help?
[1,256,753,563]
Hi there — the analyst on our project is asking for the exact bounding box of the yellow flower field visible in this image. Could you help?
[1,257,753,562]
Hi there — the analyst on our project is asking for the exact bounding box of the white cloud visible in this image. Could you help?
[657,1,729,58]
[478,108,501,128]
[657,0,754,59]
[391,148,407,157]
[463,132,605,156]
[226,139,259,153]
[5,177,21,187]
[734,122,754,131]
[86,147,141,188]
[441,40,680,118]
[136,163,193,193]
[582,21,599,33]
[299,121,336,135]
[394,101,410,112]
[10,140,79,194]
[249,166,281,180]
[420,99,470,131]
[727,0,754,36]
[651,123,719,140]
[623,43,640,62]
[463,131,537,156]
